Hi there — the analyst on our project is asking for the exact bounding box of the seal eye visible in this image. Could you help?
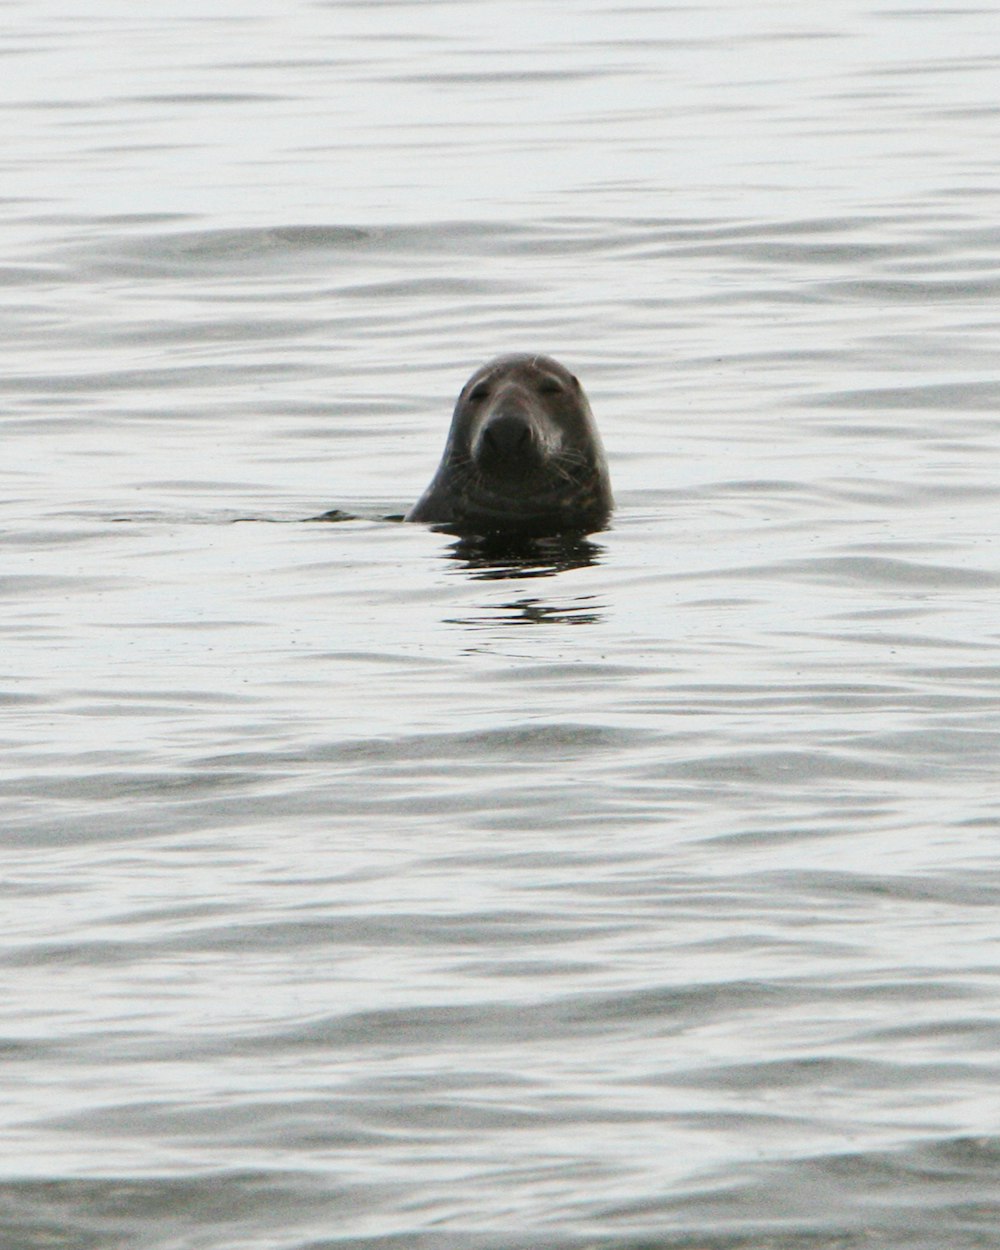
[468,382,491,402]
[537,377,564,395]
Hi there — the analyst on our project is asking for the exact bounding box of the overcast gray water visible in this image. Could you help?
[4,2,1000,1247]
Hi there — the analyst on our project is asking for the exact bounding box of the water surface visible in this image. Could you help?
[4,2,1000,1247]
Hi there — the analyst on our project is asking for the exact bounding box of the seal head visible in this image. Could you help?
[406,354,612,538]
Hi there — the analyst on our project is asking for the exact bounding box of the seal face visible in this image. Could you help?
[406,354,612,538]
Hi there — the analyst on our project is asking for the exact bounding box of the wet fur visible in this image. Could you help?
[407,354,612,538]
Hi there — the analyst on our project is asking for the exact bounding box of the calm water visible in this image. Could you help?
[5,2,1000,1247]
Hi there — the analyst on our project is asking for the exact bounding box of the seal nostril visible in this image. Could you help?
[483,412,533,458]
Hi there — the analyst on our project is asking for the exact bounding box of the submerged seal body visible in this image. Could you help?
[406,354,612,538]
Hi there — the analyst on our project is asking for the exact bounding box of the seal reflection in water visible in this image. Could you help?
[406,354,612,539]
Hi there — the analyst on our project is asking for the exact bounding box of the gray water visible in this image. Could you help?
[5,2,1000,1247]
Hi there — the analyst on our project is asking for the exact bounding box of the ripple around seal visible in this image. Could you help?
[54,221,362,282]
[810,379,1000,410]
[61,219,535,280]
[586,1137,1000,1247]
[6,1135,1000,1250]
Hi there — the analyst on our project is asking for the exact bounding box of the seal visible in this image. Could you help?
[406,354,612,538]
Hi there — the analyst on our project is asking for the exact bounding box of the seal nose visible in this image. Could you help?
[482,411,534,460]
